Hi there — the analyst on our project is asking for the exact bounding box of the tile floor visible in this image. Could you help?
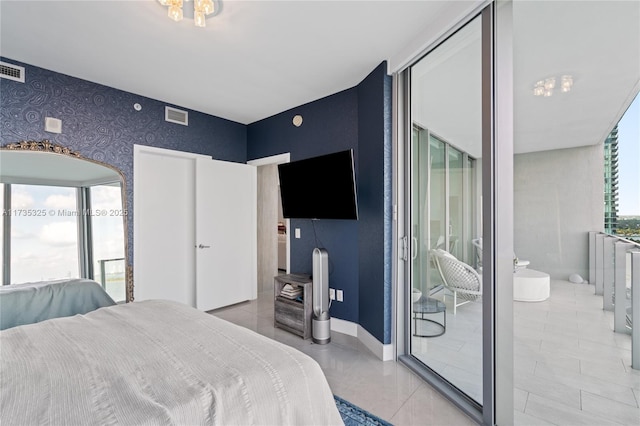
[411,291,484,403]
[210,289,477,425]
[210,279,640,425]
[412,279,640,425]
[512,280,639,425]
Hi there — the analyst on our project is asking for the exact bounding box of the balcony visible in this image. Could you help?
[94,257,126,302]
[589,233,639,361]
[513,233,640,424]
[513,277,639,424]
[413,238,640,424]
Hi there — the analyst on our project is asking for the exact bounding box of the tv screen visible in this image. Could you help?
[278,150,358,220]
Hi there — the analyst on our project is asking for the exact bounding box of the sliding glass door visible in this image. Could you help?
[407,14,484,404]
[399,3,514,424]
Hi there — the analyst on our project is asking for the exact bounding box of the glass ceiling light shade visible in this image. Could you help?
[533,75,573,97]
[197,0,215,15]
[533,81,545,97]
[544,77,556,90]
[195,10,206,27]
[157,0,215,27]
[561,75,574,93]
[168,4,183,22]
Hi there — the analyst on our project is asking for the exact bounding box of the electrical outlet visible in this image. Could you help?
[295,228,301,239]
[329,288,336,300]
[336,289,343,302]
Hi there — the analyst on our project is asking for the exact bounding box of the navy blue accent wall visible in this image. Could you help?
[0,57,247,267]
[248,63,392,343]
[357,62,393,344]
[247,88,360,323]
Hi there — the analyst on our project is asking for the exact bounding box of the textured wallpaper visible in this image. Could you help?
[0,57,247,268]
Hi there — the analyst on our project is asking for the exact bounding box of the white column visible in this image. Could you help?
[595,233,605,295]
[588,231,597,285]
[631,250,640,369]
[614,242,634,333]
[603,236,616,311]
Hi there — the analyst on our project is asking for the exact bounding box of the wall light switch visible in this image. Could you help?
[295,228,301,239]
[336,290,343,302]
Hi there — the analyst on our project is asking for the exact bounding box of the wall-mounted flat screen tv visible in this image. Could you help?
[278,149,358,220]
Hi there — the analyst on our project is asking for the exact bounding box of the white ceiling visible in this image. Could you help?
[412,1,640,156]
[0,0,477,125]
[1,1,638,155]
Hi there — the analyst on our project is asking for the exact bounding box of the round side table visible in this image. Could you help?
[413,296,446,337]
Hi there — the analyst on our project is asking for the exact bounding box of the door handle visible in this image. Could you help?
[197,244,211,249]
[401,236,408,262]
[412,237,418,260]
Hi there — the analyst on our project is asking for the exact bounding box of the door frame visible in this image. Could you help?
[393,2,514,425]
[248,153,291,275]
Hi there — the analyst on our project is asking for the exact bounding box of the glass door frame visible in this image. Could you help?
[394,2,514,425]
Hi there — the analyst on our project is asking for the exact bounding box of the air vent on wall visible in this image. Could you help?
[165,106,189,126]
[0,61,25,83]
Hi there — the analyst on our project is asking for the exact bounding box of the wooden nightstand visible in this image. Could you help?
[274,274,313,339]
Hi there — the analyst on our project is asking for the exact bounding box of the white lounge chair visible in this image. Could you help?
[430,249,482,314]
[471,237,529,271]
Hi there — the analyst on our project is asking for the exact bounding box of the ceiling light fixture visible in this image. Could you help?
[157,0,215,27]
[533,74,573,97]
[560,75,573,93]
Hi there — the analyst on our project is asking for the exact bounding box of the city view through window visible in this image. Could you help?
[606,94,639,242]
[1,182,126,302]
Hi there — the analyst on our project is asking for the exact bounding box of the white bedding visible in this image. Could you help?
[0,300,343,425]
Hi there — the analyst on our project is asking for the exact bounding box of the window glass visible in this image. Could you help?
[10,184,79,284]
[90,184,126,302]
[409,15,483,404]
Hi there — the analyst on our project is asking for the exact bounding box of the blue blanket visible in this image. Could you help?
[0,279,116,330]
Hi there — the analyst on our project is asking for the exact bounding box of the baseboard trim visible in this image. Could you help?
[358,325,394,361]
[330,318,394,361]
[330,317,358,337]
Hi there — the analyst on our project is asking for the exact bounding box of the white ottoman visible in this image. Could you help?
[514,269,550,302]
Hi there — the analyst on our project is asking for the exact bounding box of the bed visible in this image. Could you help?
[0,286,343,425]
[0,278,116,330]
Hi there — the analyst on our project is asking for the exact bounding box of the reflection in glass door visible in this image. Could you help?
[408,14,483,405]
[448,144,464,260]
[430,135,446,259]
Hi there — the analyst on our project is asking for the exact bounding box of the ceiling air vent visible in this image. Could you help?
[165,106,188,126]
[0,61,25,83]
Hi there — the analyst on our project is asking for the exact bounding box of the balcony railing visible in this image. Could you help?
[589,232,639,369]
[95,257,126,302]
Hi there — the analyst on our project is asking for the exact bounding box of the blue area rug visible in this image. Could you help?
[334,395,393,426]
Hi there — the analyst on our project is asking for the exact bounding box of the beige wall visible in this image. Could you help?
[257,164,278,292]
[514,144,604,280]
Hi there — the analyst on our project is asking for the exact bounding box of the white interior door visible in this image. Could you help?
[134,146,209,306]
[195,158,257,311]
